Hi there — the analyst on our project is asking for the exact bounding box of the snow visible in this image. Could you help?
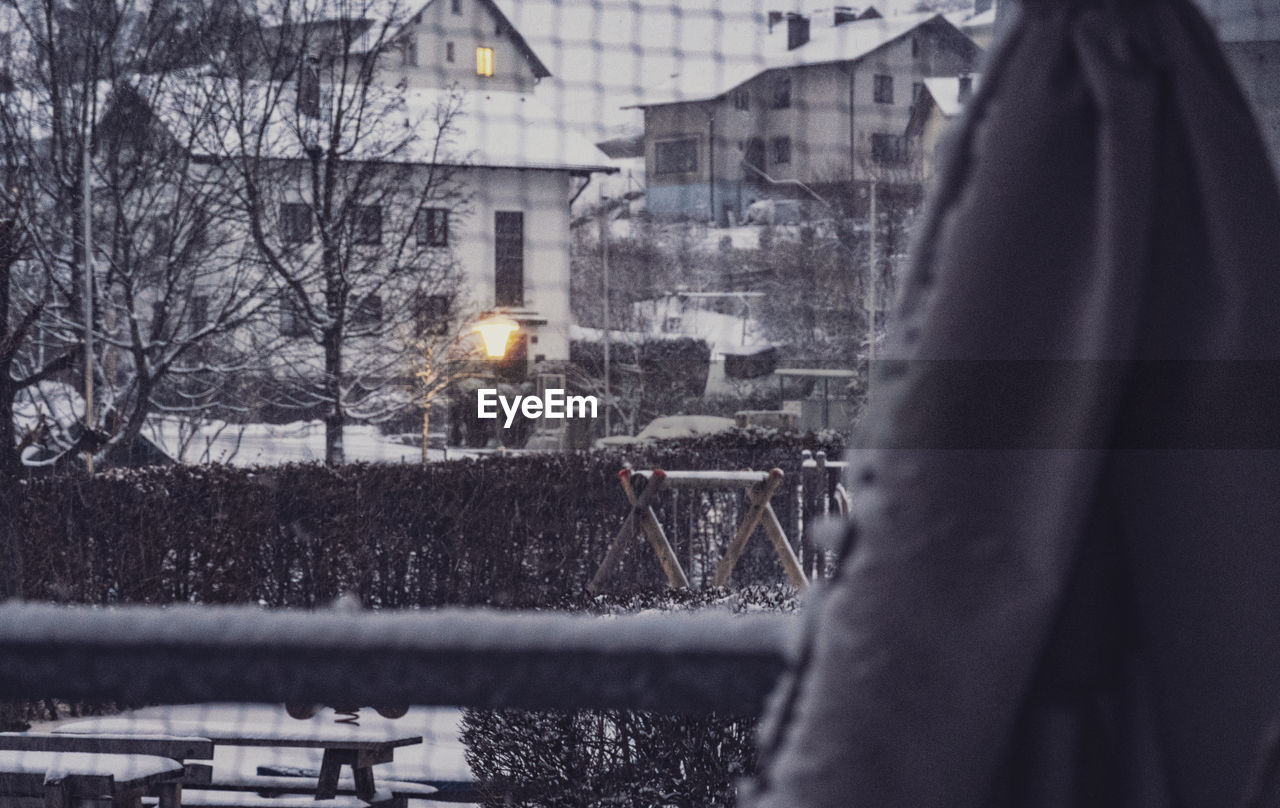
[149,78,614,174]
[628,13,943,108]
[922,75,980,117]
[0,750,182,782]
[144,419,444,466]
[37,704,474,805]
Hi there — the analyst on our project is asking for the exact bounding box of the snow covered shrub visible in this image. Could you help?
[460,586,795,808]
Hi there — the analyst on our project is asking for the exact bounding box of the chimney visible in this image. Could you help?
[833,6,858,25]
[786,13,810,50]
[958,73,973,104]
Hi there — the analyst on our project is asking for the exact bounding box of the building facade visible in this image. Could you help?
[632,12,981,224]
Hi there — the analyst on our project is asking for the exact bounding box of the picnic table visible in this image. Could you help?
[0,750,184,808]
[52,719,422,803]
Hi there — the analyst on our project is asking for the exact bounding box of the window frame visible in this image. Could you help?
[414,292,453,336]
[772,136,791,165]
[350,205,382,246]
[494,211,524,308]
[279,202,313,244]
[871,132,910,165]
[873,74,894,104]
[654,137,699,176]
[417,207,450,248]
[771,74,791,109]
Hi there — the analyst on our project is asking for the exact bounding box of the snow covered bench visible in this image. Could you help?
[0,750,184,808]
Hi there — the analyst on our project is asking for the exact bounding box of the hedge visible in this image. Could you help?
[17,428,844,607]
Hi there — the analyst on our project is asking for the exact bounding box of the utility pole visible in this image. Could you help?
[82,135,94,474]
[599,186,611,438]
[866,176,877,389]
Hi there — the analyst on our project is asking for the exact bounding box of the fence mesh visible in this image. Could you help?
[1,0,1279,806]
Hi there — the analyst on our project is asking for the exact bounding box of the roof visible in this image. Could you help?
[627,12,956,108]
[145,76,614,174]
[921,75,979,118]
[397,0,551,78]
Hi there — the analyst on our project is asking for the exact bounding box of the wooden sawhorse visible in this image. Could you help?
[588,468,808,592]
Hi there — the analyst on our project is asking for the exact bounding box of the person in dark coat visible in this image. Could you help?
[742,0,1280,806]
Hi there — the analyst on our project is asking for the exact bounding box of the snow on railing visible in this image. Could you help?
[0,603,794,715]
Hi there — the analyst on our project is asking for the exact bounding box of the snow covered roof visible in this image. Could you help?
[922,75,979,118]
[145,76,614,174]
[627,12,950,108]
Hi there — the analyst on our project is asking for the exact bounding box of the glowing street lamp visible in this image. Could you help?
[473,314,518,359]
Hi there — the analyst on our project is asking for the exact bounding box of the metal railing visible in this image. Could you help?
[0,603,795,716]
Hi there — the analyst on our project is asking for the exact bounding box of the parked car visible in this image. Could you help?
[595,415,735,448]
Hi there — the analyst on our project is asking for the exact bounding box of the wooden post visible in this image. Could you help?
[760,500,808,589]
[619,472,690,589]
[589,469,675,592]
[712,469,785,587]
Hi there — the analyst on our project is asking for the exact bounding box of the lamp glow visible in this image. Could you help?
[473,314,518,358]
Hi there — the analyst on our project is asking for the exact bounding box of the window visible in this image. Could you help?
[871,133,910,165]
[912,81,925,104]
[401,38,418,67]
[494,211,524,308]
[298,59,320,117]
[189,295,208,331]
[911,36,919,58]
[280,202,312,243]
[352,294,383,327]
[733,88,750,111]
[654,138,698,175]
[446,41,455,62]
[351,205,381,245]
[476,46,494,77]
[280,294,309,337]
[663,316,682,333]
[772,136,791,165]
[874,74,894,104]
[771,74,791,109]
[451,0,461,13]
[417,208,449,247]
[414,292,452,335]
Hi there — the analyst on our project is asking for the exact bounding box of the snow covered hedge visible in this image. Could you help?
[17,429,843,607]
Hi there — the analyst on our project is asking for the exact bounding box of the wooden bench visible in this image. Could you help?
[0,750,184,808]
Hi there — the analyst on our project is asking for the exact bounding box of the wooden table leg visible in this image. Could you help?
[315,751,345,800]
[155,782,182,808]
[350,767,376,803]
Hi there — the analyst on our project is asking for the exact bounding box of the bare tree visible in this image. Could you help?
[202,0,468,464]
[1,0,276,470]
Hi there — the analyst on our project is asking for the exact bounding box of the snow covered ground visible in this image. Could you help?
[35,703,475,807]
[144,420,453,466]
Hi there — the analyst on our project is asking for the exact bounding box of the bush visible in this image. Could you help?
[460,587,799,808]
[18,430,843,606]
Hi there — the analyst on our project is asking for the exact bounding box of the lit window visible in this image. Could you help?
[476,47,494,77]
